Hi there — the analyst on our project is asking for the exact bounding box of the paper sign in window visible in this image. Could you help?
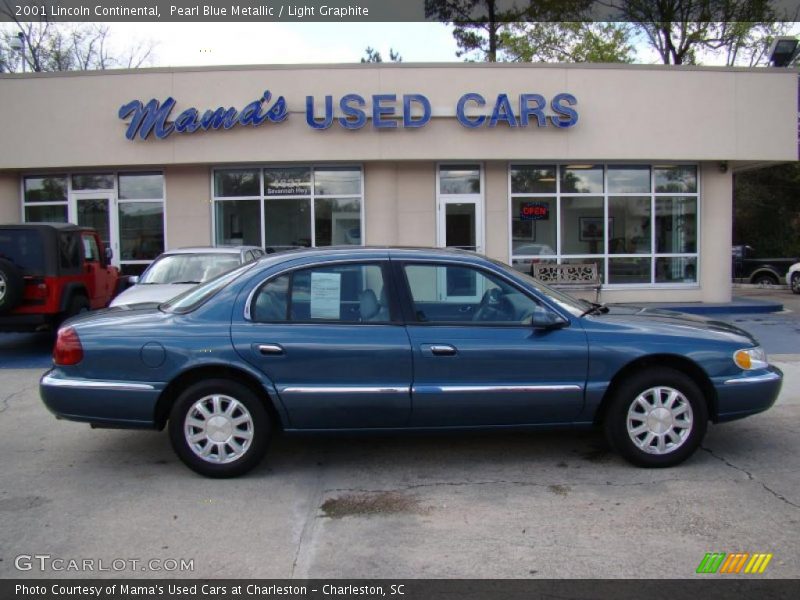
[310,272,341,319]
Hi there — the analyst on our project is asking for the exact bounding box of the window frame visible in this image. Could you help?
[211,164,365,252]
[245,259,400,325]
[507,162,701,289]
[394,259,555,328]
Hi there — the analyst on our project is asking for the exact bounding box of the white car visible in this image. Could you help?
[110,246,265,307]
[786,262,800,295]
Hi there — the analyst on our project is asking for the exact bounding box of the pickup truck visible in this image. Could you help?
[732,245,799,285]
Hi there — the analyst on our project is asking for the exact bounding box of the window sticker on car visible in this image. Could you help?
[310,271,341,320]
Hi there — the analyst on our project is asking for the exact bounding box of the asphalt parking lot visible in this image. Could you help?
[1,289,798,579]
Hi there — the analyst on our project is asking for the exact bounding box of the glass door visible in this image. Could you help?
[70,193,117,266]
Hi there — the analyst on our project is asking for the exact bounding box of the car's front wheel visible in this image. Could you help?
[168,379,271,477]
[604,368,708,468]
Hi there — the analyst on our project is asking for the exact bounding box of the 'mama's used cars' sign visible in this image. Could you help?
[118,90,578,140]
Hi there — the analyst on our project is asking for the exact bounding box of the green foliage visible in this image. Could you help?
[500,22,635,63]
[361,46,402,63]
[734,163,800,257]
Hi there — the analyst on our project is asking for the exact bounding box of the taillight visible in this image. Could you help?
[53,327,84,366]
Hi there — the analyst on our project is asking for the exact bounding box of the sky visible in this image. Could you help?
[111,22,461,67]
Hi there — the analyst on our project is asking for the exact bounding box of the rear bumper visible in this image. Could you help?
[0,313,56,333]
[39,369,163,428]
[713,366,783,422]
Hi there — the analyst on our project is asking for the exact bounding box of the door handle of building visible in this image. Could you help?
[257,344,284,356]
[430,344,457,356]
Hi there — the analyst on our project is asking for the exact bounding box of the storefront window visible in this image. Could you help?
[119,172,164,200]
[561,165,603,194]
[439,165,481,194]
[213,166,363,250]
[24,175,67,202]
[510,164,699,286]
[118,202,164,261]
[214,169,260,197]
[24,204,68,223]
[264,198,311,250]
[71,173,114,191]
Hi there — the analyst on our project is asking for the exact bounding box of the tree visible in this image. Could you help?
[0,17,155,73]
[734,163,800,257]
[500,22,635,63]
[615,0,785,65]
[361,46,403,63]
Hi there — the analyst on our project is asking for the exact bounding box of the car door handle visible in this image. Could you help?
[430,344,457,356]
[257,344,284,356]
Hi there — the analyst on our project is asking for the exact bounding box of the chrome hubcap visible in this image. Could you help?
[184,394,254,464]
[0,274,6,302]
[792,274,800,293]
[627,386,693,455]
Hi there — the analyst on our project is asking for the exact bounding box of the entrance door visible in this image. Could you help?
[70,193,117,266]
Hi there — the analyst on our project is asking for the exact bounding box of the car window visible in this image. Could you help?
[141,253,241,284]
[161,262,257,314]
[403,263,542,325]
[82,235,100,262]
[59,233,81,269]
[251,263,390,324]
[0,229,45,273]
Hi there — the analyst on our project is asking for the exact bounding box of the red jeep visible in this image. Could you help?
[0,223,121,332]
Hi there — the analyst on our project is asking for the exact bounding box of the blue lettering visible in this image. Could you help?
[489,93,517,127]
[456,93,486,128]
[550,93,578,128]
[120,90,287,139]
[372,94,397,129]
[403,94,431,128]
[519,94,547,127]
[174,108,200,133]
[339,94,367,129]
[306,95,333,130]
[118,98,175,140]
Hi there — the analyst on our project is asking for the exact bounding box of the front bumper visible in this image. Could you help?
[39,369,163,428]
[714,365,783,422]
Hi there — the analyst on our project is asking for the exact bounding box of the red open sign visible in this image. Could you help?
[520,203,549,221]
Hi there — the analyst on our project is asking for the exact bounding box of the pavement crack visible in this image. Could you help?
[0,388,29,413]
[701,446,800,510]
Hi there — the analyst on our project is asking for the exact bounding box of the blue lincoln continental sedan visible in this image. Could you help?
[40,247,782,477]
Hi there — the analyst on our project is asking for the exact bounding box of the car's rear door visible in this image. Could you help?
[396,260,588,426]
[231,260,413,429]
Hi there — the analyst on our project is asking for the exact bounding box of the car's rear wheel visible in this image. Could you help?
[604,368,708,468]
[792,273,800,295]
[0,258,24,313]
[168,379,270,478]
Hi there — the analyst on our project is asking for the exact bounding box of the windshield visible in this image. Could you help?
[141,253,241,284]
[487,257,588,317]
[160,262,257,314]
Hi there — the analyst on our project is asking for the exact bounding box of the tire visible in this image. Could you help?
[604,367,708,468]
[791,273,800,295]
[168,379,271,478]
[752,273,778,286]
[57,295,90,329]
[0,258,24,314]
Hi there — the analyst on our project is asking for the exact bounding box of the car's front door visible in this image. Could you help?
[398,261,588,426]
[231,261,413,429]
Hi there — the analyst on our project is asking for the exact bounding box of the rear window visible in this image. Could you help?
[160,262,256,314]
[0,229,45,273]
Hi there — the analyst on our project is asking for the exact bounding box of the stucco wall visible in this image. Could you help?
[0,173,20,223]
[164,165,212,249]
[0,63,796,170]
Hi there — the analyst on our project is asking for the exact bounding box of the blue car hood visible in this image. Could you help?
[592,305,759,346]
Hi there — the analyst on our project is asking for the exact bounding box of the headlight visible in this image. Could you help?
[734,347,768,370]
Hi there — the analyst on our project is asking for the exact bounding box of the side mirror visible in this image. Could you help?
[530,306,568,330]
[105,247,113,261]
[128,275,139,285]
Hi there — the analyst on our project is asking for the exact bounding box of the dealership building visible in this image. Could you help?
[0,62,796,303]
